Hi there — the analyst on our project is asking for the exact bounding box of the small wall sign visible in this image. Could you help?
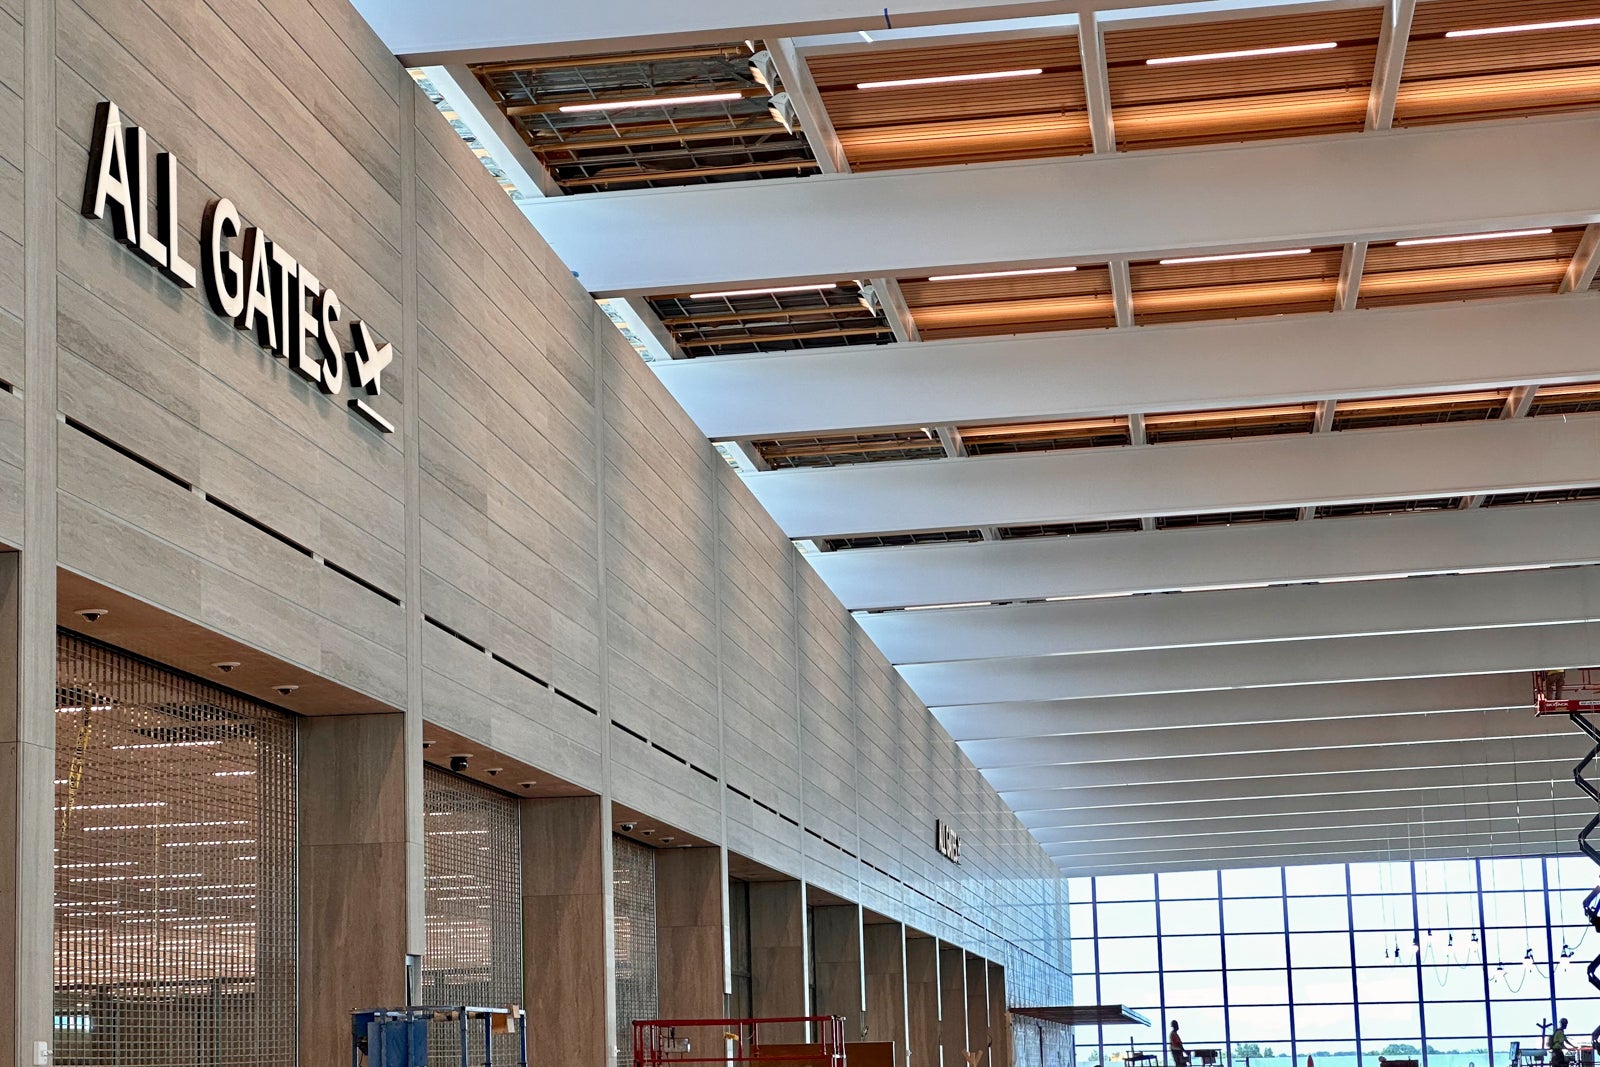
[81,101,395,434]
[936,819,962,864]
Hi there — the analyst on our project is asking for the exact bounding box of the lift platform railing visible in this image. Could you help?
[631,1015,846,1065]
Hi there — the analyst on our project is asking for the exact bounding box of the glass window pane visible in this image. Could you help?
[1098,900,1157,937]
[1164,970,1224,1007]
[1101,937,1159,973]
[1289,896,1351,932]
[1098,971,1160,1007]
[1071,937,1096,975]
[1225,898,1285,934]
[1349,861,1412,895]
[1294,1004,1356,1041]
[1487,964,1549,1002]
[1098,874,1156,902]
[1359,1002,1421,1036]
[1420,965,1486,1002]
[1227,933,1288,969]
[1160,870,1219,900]
[1415,859,1477,894]
[1490,999,1544,1044]
[1351,894,1414,930]
[1226,968,1288,1005]
[1299,1040,1356,1062]
[1482,892,1547,928]
[1480,858,1543,893]
[1070,877,1095,904]
[1555,958,1600,1001]
[1228,1005,1290,1040]
[1223,867,1283,898]
[1292,966,1353,1003]
[1291,932,1353,967]
[1353,930,1405,967]
[1482,928,1539,965]
[1165,1007,1226,1045]
[1423,1000,1487,1038]
[1163,899,1222,936]
[1286,864,1349,895]
[1415,894,1478,930]
[1074,974,1098,1003]
[1547,855,1596,894]
[1163,934,1222,972]
[1071,903,1097,934]
[1354,966,1419,1002]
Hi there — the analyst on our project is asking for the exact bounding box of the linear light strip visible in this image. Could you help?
[856,67,1043,90]
[1395,228,1554,247]
[557,92,745,114]
[1446,17,1600,38]
[688,282,840,299]
[1146,42,1337,66]
[928,266,1080,282]
[1159,248,1313,265]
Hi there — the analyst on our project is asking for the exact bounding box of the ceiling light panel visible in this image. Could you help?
[1105,8,1382,151]
[1395,228,1556,246]
[808,38,1093,170]
[1396,0,1600,127]
[1130,246,1343,326]
[1359,225,1582,309]
[471,43,819,193]
[899,264,1116,340]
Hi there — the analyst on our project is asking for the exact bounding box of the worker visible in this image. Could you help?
[1550,1017,1575,1067]
[1169,1021,1189,1067]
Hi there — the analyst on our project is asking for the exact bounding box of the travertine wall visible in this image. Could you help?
[2,0,1070,1059]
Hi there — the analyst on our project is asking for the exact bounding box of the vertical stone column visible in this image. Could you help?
[965,955,990,1063]
[905,934,940,1067]
[656,846,726,1018]
[299,712,412,1067]
[812,904,866,1040]
[939,942,968,1066]
[865,921,909,1064]
[523,796,608,1065]
[750,880,809,1043]
[987,963,1011,1067]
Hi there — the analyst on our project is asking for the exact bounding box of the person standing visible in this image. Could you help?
[1551,1017,1575,1067]
[1170,1021,1190,1067]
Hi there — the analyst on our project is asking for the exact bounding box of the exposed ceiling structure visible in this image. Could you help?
[359,0,1600,876]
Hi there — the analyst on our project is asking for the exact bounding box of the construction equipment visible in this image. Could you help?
[631,1015,846,1065]
[1533,670,1600,1011]
[351,1006,527,1067]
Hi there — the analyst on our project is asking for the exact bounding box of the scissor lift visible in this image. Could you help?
[1534,670,1600,1009]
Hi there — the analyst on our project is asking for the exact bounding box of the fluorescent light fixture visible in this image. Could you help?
[856,67,1043,90]
[903,601,992,611]
[1394,228,1554,247]
[1446,16,1600,38]
[928,265,1079,282]
[1147,42,1337,66]
[858,30,875,43]
[1159,248,1313,265]
[688,282,839,299]
[558,92,743,114]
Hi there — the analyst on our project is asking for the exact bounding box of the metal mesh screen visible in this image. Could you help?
[613,836,658,1066]
[53,633,297,1067]
[422,768,523,1064]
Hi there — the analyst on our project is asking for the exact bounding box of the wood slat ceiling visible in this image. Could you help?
[1104,8,1382,151]
[1129,247,1344,325]
[808,38,1093,170]
[1358,226,1583,307]
[649,282,894,356]
[1396,0,1600,126]
[899,266,1116,339]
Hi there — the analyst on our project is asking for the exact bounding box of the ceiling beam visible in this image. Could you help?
[364,0,1186,64]
[1078,13,1116,154]
[1057,835,1570,876]
[521,115,1600,294]
[1364,0,1416,132]
[808,498,1600,610]
[860,563,1600,664]
[418,65,564,199]
[657,296,1600,440]
[937,675,1531,741]
[902,620,1600,705]
[743,412,1600,538]
[1562,224,1600,294]
[768,38,845,174]
[1006,759,1572,815]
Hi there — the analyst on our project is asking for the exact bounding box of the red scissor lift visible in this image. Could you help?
[1533,670,1600,1006]
[632,1015,846,1066]
[1534,669,1600,715]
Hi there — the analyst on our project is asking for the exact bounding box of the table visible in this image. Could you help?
[1124,1053,1158,1067]
[1193,1050,1221,1066]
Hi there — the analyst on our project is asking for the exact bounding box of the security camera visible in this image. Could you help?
[273,684,299,697]
[486,767,502,777]
[660,836,676,844]
[449,754,470,773]
[767,92,799,135]
[748,50,780,92]
[619,822,637,833]
[75,608,109,623]
[422,740,435,749]
[213,662,240,673]
[640,828,654,836]
[519,781,537,790]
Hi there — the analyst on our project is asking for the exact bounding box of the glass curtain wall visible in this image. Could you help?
[1071,857,1600,1067]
